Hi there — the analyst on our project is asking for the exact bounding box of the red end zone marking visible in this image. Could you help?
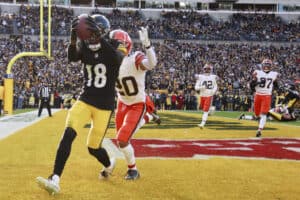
[111,138,300,160]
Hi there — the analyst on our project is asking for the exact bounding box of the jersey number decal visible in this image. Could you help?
[116,76,138,96]
[202,80,213,89]
[86,64,107,88]
[259,78,273,88]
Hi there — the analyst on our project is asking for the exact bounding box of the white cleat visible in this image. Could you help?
[36,176,60,195]
[198,123,204,129]
[99,157,116,179]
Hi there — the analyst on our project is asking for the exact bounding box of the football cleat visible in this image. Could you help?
[256,130,262,138]
[125,169,140,180]
[238,113,245,120]
[99,158,116,179]
[151,113,161,125]
[36,176,60,195]
[198,122,205,129]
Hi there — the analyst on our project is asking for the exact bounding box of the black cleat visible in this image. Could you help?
[238,113,245,120]
[125,169,140,180]
[152,113,161,125]
[256,130,262,138]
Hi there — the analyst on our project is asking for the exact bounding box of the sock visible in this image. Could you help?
[201,112,208,125]
[50,174,60,185]
[148,113,154,121]
[120,144,136,170]
[53,127,77,176]
[259,114,267,130]
[144,113,153,123]
[88,147,111,168]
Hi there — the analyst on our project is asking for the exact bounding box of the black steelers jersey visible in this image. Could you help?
[283,89,300,113]
[68,38,123,110]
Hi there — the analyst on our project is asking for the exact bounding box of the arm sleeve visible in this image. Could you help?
[212,79,218,95]
[250,80,257,91]
[141,47,157,70]
[67,44,81,62]
[273,80,279,91]
[195,79,201,91]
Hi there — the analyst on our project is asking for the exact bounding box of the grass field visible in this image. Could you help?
[0,110,299,200]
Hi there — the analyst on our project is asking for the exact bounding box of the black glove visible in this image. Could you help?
[250,79,257,91]
[70,17,79,45]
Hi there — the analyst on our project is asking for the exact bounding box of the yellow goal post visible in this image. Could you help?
[4,0,52,115]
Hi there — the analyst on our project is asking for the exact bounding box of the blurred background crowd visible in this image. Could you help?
[0,5,299,111]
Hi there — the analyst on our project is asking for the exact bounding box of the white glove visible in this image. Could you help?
[138,27,151,48]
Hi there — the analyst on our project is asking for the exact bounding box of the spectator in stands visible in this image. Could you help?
[0,80,4,115]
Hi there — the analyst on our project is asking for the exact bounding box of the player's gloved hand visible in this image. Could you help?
[138,27,151,48]
[70,17,79,45]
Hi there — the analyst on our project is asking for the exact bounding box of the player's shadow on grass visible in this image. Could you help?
[84,112,277,131]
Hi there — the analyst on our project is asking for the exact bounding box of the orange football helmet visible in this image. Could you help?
[261,59,272,72]
[109,29,132,55]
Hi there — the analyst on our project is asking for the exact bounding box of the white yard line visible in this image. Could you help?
[0,109,60,140]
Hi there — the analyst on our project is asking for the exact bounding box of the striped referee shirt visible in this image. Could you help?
[40,86,50,98]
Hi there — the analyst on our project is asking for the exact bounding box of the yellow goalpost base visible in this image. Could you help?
[4,52,48,115]
[4,0,52,115]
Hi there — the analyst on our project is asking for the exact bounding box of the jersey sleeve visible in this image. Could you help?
[212,75,218,95]
[67,43,82,62]
[134,51,146,70]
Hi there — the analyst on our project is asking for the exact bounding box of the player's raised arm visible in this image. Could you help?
[138,27,157,70]
[212,75,218,95]
[67,16,82,62]
[194,75,203,92]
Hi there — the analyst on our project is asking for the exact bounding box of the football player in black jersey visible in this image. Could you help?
[36,14,125,195]
[268,82,300,121]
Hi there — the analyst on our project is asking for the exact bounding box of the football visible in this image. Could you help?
[76,14,92,40]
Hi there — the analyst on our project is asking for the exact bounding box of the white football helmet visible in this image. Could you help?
[203,63,213,74]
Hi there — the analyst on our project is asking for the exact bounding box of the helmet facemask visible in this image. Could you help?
[203,64,213,74]
[261,59,272,72]
[85,32,101,51]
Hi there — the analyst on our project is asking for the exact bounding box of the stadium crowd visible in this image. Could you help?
[0,6,299,111]
[0,6,299,42]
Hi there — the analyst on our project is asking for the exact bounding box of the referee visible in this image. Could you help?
[38,83,52,117]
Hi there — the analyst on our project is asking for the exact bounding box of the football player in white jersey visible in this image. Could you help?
[110,28,157,180]
[250,58,279,137]
[194,63,218,128]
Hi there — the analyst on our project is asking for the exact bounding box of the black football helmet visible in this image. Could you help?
[285,81,296,91]
[84,14,111,51]
[91,14,110,34]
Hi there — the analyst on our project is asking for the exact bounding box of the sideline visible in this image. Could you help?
[0,109,61,140]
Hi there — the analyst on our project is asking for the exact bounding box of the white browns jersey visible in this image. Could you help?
[195,74,218,97]
[254,70,278,95]
[116,51,147,105]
